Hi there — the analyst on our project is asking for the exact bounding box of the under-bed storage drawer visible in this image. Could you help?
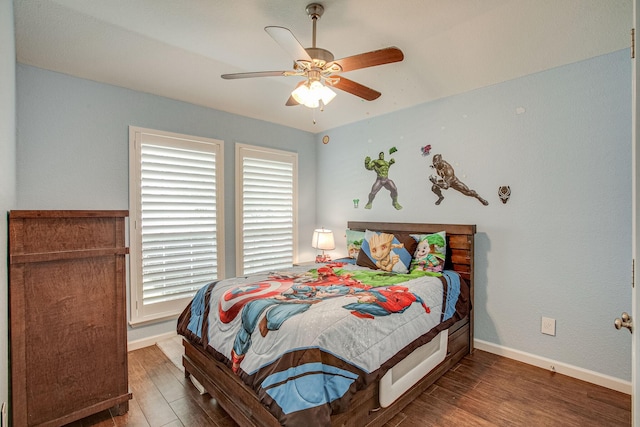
[447,318,470,357]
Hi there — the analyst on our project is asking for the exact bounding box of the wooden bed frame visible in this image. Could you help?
[182,221,476,427]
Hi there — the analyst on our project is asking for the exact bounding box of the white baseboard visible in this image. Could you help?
[128,331,178,351]
[474,339,631,395]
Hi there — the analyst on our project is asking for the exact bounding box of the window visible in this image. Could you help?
[129,127,224,325]
[236,143,297,275]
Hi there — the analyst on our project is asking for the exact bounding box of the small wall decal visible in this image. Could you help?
[421,145,432,156]
[498,186,511,204]
[429,154,489,206]
[353,199,359,208]
[364,149,402,210]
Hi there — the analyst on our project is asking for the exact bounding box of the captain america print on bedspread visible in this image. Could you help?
[177,262,469,427]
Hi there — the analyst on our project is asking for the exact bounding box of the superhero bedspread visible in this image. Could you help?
[177,262,470,426]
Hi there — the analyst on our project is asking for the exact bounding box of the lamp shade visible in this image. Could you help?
[292,81,336,108]
[311,228,335,251]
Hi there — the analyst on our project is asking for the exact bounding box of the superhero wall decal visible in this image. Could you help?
[364,148,402,210]
[359,145,489,209]
[429,154,488,206]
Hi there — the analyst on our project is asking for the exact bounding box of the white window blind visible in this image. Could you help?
[236,144,297,276]
[129,127,224,325]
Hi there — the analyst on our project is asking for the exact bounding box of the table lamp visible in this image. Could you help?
[312,228,335,263]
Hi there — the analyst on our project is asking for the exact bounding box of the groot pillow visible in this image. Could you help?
[356,230,415,274]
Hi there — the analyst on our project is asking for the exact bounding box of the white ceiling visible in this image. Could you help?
[13,0,632,133]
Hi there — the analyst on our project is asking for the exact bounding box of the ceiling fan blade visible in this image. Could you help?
[330,76,381,101]
[265,26,313,63]
[330,47,404,73]
[286,95,300,106]
[221,71,290,79]
[286,81,305,106]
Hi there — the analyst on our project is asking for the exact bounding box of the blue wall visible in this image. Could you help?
[16,48,633,382]
[316,49,632,381]
[16,64,317,342]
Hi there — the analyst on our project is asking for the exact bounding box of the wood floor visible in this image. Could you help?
[65,343,631,427]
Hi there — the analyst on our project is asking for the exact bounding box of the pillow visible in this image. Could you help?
[333,257,356,265]
[409,231,447,274]
[345,229,365,259]
[356,230,416,274]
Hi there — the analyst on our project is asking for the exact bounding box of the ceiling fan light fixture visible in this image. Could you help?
[291,80,336,108]
[222,3,404,109]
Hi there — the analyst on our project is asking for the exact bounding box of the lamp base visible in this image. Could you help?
[315,254,332,263]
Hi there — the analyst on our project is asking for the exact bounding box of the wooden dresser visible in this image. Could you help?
[8,210,132,426]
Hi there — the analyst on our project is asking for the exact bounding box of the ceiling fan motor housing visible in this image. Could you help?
[305,48,334,66]
[302,4,335,70]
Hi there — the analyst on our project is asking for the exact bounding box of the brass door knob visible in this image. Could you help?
[614,312,633,333]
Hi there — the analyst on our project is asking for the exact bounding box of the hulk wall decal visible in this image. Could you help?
[429,154,488,206]
[364,149,402,210]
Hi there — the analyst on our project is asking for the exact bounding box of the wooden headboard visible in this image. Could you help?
[347,221,477,348]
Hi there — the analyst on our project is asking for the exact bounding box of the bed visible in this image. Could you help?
[177,221,476,427]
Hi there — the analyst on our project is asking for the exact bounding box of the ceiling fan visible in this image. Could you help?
[221,3,404,109]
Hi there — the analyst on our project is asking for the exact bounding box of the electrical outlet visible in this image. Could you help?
[542,317,556,336]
